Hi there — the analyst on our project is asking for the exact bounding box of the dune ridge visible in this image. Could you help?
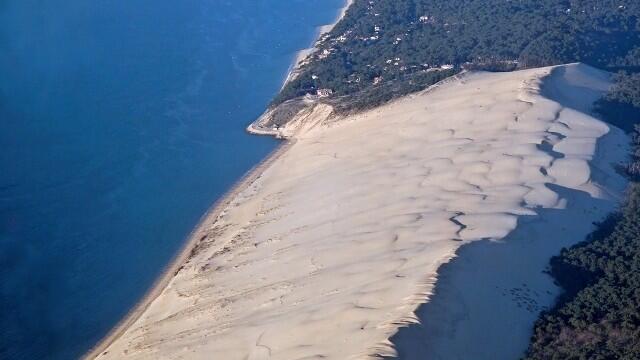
[95,64,628,359]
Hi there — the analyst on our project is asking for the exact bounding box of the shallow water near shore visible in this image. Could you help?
[0,1,343,358]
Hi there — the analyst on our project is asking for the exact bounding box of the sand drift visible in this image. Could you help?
[94,64,628,359]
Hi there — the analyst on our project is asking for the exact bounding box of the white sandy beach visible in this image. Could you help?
[282,0,354,87]
[93,64,628,359]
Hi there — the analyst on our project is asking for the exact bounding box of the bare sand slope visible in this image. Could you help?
[387,66,630,360]
[95,64,628,360]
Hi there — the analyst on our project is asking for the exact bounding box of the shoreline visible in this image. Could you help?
[280,0,353,89]
[83,139,293,359]
[93,64,629,359]
[83,2,357,357]
[246,0,354,138]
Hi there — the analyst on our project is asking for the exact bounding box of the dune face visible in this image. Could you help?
[95,64,628,359]
[387,64,630,360]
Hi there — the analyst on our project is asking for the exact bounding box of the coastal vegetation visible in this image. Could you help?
[596,72,640,132]
[275,0,640,113]
[274,1,640,357]
[524,116,640,359]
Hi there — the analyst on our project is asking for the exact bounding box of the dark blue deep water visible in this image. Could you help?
[0,1,343,358]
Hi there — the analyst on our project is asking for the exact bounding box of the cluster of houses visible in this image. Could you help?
[302,1,520,99]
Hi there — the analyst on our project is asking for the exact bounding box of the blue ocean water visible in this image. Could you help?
[0,1,344,358]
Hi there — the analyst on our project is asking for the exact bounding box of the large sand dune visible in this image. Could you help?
[94,64,628,359]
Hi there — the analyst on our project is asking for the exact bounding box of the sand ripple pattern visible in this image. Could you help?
[97,64,625,359]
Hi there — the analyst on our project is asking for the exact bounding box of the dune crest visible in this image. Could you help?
[95,64,628,359]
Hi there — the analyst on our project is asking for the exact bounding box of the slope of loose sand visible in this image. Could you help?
[388,65,630,360]
[94,64,628,360]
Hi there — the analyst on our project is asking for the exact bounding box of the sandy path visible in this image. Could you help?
[94,64,628,359]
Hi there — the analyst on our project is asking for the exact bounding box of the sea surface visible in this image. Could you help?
[0,1,343,358]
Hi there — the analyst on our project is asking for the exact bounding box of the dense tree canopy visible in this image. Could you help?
[524,121,640,359]
[275,0,640,112]
[608,72,640,108]
[271,1,640,357]
[595,73,640,132]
